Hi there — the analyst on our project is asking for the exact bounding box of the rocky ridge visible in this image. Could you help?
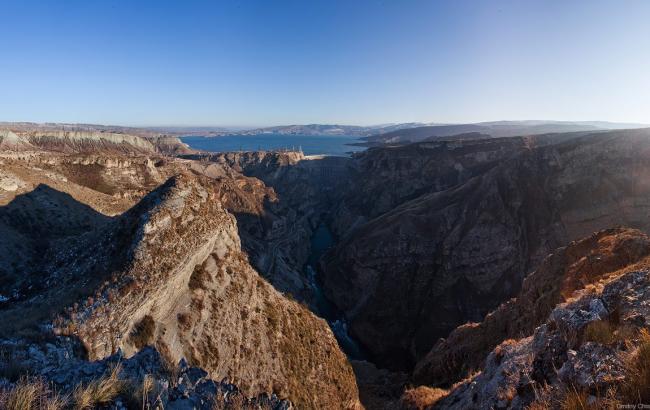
[0,135,361,409]
[1,344,292,409]
[183,151,353,308]
[0,127,195,156]
[433,248,650,409]
[2,173,359,408]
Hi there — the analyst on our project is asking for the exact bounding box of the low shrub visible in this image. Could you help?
[129,315,156,349]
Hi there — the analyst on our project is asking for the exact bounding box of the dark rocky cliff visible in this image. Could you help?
[323,128,650,372]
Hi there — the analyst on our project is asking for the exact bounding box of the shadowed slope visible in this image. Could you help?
[0,184,113,303]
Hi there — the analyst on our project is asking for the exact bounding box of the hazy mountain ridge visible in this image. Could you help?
[362,120,649,145]
[204,123,438,137]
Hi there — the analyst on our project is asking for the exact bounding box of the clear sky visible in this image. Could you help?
[1,0,649,127]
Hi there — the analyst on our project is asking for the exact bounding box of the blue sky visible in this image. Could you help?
[1,0,649,127]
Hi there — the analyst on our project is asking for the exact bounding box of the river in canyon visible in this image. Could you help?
[305,223,366,360]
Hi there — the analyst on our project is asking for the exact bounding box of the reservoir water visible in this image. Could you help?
[181,134,366,156]
[305,224,366,360]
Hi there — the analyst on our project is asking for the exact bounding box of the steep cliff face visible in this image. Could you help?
[543,129,650,239]
[323,128,650,372]
[413,228,650,387]
[0,172,360,409]
[323,150,564,370]
[22,130,156,154]
[0,126,195,157]
[185,151,353,306]
[143,135,196,155]
[330,138,529,237]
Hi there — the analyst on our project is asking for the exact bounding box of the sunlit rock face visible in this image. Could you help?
[0,148,360,409]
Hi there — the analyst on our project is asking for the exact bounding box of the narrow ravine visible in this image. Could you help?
[305,223,366,360]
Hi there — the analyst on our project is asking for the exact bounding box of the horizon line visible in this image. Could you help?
[2,118,650,131]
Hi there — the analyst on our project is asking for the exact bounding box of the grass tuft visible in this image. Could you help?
[0,377,67,410]
[73,364,124,409]
[560,385,591,410]
[621,329,650,403]
[583,320,616,345]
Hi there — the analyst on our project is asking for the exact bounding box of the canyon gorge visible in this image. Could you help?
[3,125,650,409]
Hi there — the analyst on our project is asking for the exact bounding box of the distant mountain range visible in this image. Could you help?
[2,120,647,142]
[0,122,236,138]
[0,122,435,138]
[185,120,650,140]
[362,120,649,145]
[205,123,440,137]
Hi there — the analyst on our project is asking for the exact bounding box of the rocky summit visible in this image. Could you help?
[4,125,650,409]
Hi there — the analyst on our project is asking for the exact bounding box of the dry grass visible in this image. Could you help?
[583,320,616,345]
[72,364,124,409]
[526,382,552,410]
[0,377,67,410]
[125,374,157,410]
[560,385,592,410]
[558,385,622,410]
[526,400,551,410]
[582,319,637,346]
[620,328,650,403]
[399,386,448,409]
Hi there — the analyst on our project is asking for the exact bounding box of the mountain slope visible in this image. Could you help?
[413,228,650,387]
[431,237,650,408]
[0,129,33,151]
[0,172,360,409]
